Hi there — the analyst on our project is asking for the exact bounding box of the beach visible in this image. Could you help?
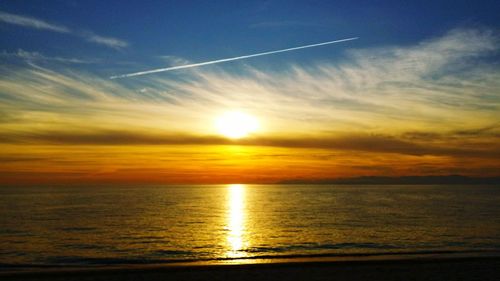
[2,255,500,281]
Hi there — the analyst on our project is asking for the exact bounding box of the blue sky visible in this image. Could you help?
[2,0,499,77]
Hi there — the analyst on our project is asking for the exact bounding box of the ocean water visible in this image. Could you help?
[1,184,499,267]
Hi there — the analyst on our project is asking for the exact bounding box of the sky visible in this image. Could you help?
[1,0,499,184]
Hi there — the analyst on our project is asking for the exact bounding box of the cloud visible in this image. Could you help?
[157,55,192,66]
[1,129,499,159]
[2,130,230,145]
[80,31,129,50]
[0,10,69,33]
[0,156,49,163]
[403,124,500,141]
[0,10,128,49]
[453,123,500,137]
[1,49,98,64]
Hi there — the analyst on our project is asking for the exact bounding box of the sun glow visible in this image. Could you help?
[215,111,259,139]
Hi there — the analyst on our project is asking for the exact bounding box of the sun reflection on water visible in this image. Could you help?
[226,184,247,258]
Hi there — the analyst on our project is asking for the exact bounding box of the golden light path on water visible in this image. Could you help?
[226,184,248,258]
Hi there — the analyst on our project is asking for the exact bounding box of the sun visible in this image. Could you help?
[215,111,259,139]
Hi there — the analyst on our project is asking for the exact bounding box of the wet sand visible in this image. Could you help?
[2,255,500,281]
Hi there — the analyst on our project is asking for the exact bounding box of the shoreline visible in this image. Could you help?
[2,252,500,281]
[2,249,499,270]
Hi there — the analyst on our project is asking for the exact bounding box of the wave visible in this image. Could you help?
[2,249,499,270]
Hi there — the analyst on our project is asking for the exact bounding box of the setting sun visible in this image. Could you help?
[215,111,259,139]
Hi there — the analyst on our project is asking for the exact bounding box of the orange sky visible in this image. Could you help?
[1,142,499,184]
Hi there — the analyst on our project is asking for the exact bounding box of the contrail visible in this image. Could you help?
[110,37,358,79]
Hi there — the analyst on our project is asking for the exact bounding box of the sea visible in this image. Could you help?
[1,184,499,268]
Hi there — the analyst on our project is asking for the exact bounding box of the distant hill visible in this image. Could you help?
[279,175,500,185]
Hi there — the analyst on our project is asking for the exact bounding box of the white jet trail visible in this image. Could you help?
[110,37,358,79]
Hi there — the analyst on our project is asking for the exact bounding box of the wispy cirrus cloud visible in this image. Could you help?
[79,31,129,50]
[0,10,128,49]
[1,49,98,64]
[0,10,69,33]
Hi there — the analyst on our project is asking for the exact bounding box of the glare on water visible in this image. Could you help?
[226,184,248,258]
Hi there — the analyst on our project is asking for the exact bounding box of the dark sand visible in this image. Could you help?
[2,256,499,281]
